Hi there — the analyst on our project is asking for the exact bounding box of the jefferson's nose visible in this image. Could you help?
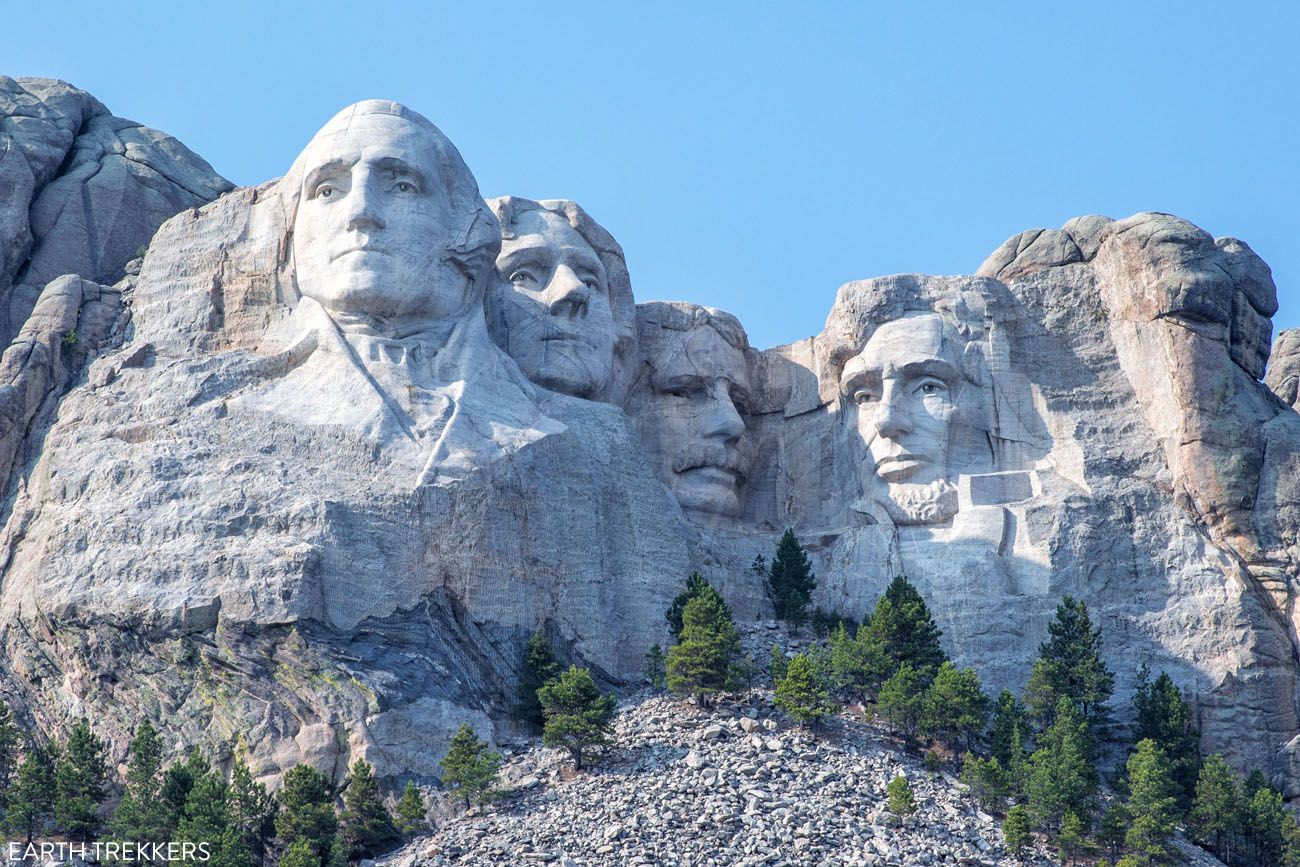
[545,264,589,318]
[873,383,912,440]
[701,383,745,442]
[344,179,386,232]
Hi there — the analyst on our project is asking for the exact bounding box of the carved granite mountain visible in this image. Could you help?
[1,88,1299,796]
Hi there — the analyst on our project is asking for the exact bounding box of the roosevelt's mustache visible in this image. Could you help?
[673,444,748,482]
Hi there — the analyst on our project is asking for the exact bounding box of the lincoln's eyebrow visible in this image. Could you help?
[896,358,959,383]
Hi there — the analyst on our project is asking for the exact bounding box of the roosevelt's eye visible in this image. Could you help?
[853,389,879,405]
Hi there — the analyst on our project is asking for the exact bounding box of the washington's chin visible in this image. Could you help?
[672,468,745,518]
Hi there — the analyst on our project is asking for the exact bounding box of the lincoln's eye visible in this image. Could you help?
[917,380,947,397]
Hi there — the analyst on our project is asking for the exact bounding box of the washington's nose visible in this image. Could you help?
[702,384,745,442]
[546,264,590,318]
[873,385,911,440]
[344,182,386,232]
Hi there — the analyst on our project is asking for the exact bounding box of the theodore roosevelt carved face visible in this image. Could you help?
[488,202,616,398]
[629,303,752,519]
[841,313,967,525]
[289,102,489,337]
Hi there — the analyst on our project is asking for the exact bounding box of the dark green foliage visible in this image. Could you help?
[279,838,318,867]
[0,702,20,811]
[766,529,816,621]
[163,750,211,836]
[769,644,788,682]
[54,719,108,841]
[1026,698,1097,834]
[439,724,502,808]
[1098,800,1130,862]
[961,755,1009,814]
[990,689,1027,770]
[176,767,250,867]
[394,782,428,836]
[1189,754,1240,863]
[862,576,945,679]
[828,621,892,703]
[666,593,742,708]
[1058,811,1086,866]
[5,745,53,842]
[886,775,916,815]
[538,666,617,771]
[1024,596,1114,751]
[274,765,337,867]
[228,758,276,867]
[339,760,398,859]
[921,661,989,757]
[774,653,838,726]
[643,644,666,690]
[1123,739,1179,866]
[1244,785,1288,867]
[666,573,730,638]
[877,662,926,744]
[810,608,857,638]
[1003,804,1032,854]
[112,721,170,846]
[923,750,942,772]
[1132,666,1200,809]
[517,631,561,728]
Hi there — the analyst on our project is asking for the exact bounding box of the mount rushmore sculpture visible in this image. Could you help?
[3,81,1300,794]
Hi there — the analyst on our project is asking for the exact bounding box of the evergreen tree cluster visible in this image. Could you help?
[0,709,431,867]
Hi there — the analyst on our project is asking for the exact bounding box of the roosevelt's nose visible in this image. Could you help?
[872,383,912,440]
[545,264,590,318]
[701,382,745,442]
[343,177,386,232]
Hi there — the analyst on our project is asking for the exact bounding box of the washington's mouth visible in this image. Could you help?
[331,246,388,262]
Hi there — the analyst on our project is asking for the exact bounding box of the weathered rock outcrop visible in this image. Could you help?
[1267,329,1300,410]
[0,77,230,344]
[0,87,1298,798]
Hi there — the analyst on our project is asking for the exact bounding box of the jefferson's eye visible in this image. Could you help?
[578,274,603,293]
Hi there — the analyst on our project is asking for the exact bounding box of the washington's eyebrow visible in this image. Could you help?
[371,156,429,187]
[302,159,355,195]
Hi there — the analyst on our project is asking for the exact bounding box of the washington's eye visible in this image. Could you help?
[853,389,879,405]
[314,183,338,200]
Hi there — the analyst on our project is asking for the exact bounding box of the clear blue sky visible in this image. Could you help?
[6,2,1298,350]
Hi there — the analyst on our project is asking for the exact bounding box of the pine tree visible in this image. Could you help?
[1123,739,1179,866]
[176,769,237,867]
[394,782,428,837]
[0,702,20,810]
[517,631,561,728]
[4,745,53,843]
[112,720,170,845]
[538,666,617,771]
[921,662,989,758]
[863,576,945,679]
[877,662,926,744]
[1131,666,1199,809]
[1003,805,1032,855]
[769,644,788,682]
[1098,800,1131,862]
[829,621,892,704]
[279,838,319,867]
[439,724,502,809]
[774,653,837,726]
[1026,697,1097,834]
[666,573,731,637]
[886,775,916,815]
[666,593,742,708]
[961,755,1010,815]
[274,765,337,867]
[339,760,398,859]
[227,758,276,867]
[1245,784,1288,867]
[643,644,666,690]
[1024,595,1114,751]
[163,750,211,837]
[990,689,1027,770]
[1058,811,1086,866]
[766,529,816,621]
[1189,754,1240,863]
[54,719,108,841]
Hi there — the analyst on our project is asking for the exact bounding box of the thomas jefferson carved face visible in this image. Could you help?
[490,208,616,398]
[842,314,965,524]
[292,110,467,334]
[631,307,752,518]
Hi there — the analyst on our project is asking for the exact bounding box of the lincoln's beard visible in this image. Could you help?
[878,477,958,526]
